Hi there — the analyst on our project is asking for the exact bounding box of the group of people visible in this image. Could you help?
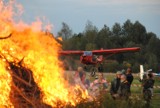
[74,66,108,97]
[73,66,155,101]
[110,68,133,100]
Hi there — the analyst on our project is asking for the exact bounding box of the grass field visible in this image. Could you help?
[65,71,160,108]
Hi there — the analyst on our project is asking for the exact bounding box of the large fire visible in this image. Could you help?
[0,1,89,108]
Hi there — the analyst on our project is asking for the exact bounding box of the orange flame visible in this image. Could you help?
[0,60,13,108]
[0,0,89,108]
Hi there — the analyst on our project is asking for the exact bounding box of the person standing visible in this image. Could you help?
[144,72,155,97]
[125,67,134,93]
[141,73,154,106]
[74,66,87,89]
[74,67,86,83]
[118,74,130,100]
[110,71,122,99]
[147,70,155,96]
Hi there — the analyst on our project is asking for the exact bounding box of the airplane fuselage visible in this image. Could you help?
[80,55,103,65]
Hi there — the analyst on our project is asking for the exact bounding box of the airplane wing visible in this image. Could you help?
[92,47,140,55]
[58,47,140,55]
[58,50,84,55]
[154,73,160,76]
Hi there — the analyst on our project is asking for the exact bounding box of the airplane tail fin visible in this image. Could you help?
[140,65,160,77]
[140,65,144,80]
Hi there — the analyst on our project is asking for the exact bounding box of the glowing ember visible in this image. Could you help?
[0,0,89,108]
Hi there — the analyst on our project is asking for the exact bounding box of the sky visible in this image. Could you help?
[16,0,160,37]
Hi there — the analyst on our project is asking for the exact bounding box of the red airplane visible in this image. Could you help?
[58,47,140,76]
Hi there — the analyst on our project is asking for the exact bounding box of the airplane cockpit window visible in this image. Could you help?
[83,51,92,56]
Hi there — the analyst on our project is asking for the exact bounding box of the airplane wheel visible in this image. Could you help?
[90,67,98,77]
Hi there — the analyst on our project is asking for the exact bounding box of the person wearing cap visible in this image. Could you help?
[110,71,122,99]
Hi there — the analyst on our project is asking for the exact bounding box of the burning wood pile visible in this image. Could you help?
[0,28,90,108]
[0,27,91,108]
[0,48,90,108]
[0,1,90,108]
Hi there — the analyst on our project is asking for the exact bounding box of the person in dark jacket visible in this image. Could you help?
[125,67,134,93]
[143,72,155,96]
[110,71,122,99]
[118,74,130,100]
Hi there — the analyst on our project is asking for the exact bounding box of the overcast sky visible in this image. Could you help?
[16,0,160,37]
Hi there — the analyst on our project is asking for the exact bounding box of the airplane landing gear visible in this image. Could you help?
[90,67,98,77]
[83,64,103,77]
[83,65,87,71]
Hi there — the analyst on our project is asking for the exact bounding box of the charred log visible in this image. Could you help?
[3,58,52,108]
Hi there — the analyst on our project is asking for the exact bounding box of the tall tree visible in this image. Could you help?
[146,35,160,62]
[96,25,112,49]
[145,52,158,71]
[58,22,72,40]
[112,23,122,36]
[84,20,98,45]
[122,19,133,37]
[132,21,147,44]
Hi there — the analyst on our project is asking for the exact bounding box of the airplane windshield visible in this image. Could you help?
[83,51,92,56]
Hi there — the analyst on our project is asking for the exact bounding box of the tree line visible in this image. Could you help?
[57,19,160,73]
